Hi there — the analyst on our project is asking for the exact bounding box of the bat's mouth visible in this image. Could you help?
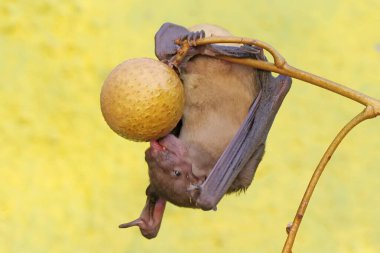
[149,118,185,157]
[148,118,183,152]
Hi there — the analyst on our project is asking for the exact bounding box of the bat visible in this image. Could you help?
[119,22,292,239]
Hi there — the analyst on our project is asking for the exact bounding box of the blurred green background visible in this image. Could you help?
[1,0,380,252]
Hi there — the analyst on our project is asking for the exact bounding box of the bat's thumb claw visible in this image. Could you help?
[200,30,206,38]
[187,184,201,191]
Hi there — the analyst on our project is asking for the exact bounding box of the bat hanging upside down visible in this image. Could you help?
[119,22,292,239]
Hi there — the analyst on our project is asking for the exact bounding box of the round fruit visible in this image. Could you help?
[100,58,184,142]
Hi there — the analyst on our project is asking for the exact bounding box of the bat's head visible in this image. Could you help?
[120,134,201,238]
[145,134,203,207]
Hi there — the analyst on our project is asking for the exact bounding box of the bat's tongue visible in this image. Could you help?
[150,140,166,151]
[151,134,187,158]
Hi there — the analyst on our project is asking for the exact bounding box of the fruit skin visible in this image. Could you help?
[100,58,184,142]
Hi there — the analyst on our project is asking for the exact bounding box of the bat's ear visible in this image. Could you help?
[119,186,166,239]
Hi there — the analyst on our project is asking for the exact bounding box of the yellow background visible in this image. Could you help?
[1,0,380,252]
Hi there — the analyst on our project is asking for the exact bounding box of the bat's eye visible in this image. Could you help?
[172,170,181,177]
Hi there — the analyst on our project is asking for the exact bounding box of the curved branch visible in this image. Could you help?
[282,107,376,253]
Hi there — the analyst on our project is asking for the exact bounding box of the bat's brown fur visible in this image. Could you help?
[179,55,259,188]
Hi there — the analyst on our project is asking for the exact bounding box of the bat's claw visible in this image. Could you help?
[166,56,181,74]
[187,183,218,211]
[187,184,201,191]
[180,30,205,47]
[187,184,201,199]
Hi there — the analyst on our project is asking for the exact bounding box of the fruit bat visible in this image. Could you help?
[119,22,292,239]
